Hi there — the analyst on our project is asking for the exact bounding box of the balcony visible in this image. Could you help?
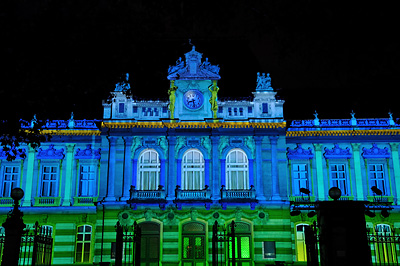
[34,197,61,207]
[0,197,14,207]
[220,185,257,209]
[174,185,212,209]
[289,195,316,203]
[73,196,98,206]
[128,185,167,209]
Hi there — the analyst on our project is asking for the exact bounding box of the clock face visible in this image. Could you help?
[183,90,204,110]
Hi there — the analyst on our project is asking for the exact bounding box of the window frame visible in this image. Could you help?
[40,163,59,197]
[225,149,249,190]
[75,225,93,263]
[292,163,309,196]
[78,164,97,197]
[368,162,388,196]
[137,149,161,190]
[329,162,349,196]
[181,149,205,190]
[1,164,21,197]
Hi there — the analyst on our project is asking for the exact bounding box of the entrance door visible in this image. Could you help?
[228,222,252,266]
[182,222,206,266]
[140,222,160,266]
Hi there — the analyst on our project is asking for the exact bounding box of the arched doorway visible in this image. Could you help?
[182,221,206,266]
[228,221,252,266]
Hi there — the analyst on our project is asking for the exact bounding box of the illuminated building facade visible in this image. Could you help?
[1,47,400,265]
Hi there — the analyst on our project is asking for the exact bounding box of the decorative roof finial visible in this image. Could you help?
[389,111,395,126]
[68,112,75,129]
[313,110,320,126]
[350,110,357,126]
[30,114,37,129]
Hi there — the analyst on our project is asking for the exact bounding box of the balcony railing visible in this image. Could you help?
[0,197,14,206]
[220,185,256,200]
[175,185,211,201]
[34,197,61,206]
[73,196,98,206]
[129,185,166,201]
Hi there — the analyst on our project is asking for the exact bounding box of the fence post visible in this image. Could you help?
[212,221,218,266]
[230,221,236,266]
[31,222,40,266]
[115,221,123,266]
[134,221,141,266]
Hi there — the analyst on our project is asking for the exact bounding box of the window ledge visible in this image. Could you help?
[34,197,61,206]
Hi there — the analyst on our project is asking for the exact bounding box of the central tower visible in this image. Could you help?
[167,46,221,120]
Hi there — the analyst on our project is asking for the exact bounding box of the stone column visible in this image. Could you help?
[313,144,325,200]
[255,136,266,201]
[22,146,35,207]
[351,143,364,200]
[269,136,280,200]
[62,143,75,206]
[105,136,117,201]
[211,136,219,200]
[167,136,176,200]
[389,143,400,199]
[121,137,133,200]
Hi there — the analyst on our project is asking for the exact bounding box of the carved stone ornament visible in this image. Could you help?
[175,136,186,157]
[75,144,101,159]
[324,144,351,159]
[201,137,211,156]
[131,136,143,155]
[118,210,134,227]
[287,144,314,160]
[0,148,26,160]
[218,136,229,157]
[37,144,65,159]
[362,143,390,159]
[158,137,168,156]
[167,46,221,80]
[114,73,131,92]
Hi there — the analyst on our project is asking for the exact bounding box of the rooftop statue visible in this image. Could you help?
[256,72,273,91]
[115,73,131,92]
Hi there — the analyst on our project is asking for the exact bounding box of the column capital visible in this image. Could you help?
[313,143,323,152]
[167,136,176,146]
[269,135,278,145]
[107,136,118,145]
[254,136,263,144]
[123,136,134,145]
[210,135,219,143]
[390,142,399,152]
[351,143,361,152]
[65,143,76,153]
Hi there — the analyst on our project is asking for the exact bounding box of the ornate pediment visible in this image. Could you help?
[37,144,65,159]
[0,148,26,160]
[167,46,221,80]
[362,143,390,159]
[75,144,101,159]
[324,144,351,159]
[287,144,314,160]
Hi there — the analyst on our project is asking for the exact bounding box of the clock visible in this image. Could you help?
[183,90,204,110]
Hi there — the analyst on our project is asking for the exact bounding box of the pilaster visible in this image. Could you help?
[167,136,176,200]
[105,136,117,201]
[389,143,400,200]
[269,136,280,200]
[22,146,35,207]
[351,143,364,200]
[211,136,220,200]
[62,143,75,206]
[121,137,133,200]
[254,136,266,201]
[313,143,325,200]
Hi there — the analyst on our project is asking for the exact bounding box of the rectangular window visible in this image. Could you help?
[118,103,125,113]
[369,164,386,195]
[228,108,232,116]
[248,106,253,113]
[263,241,276,259]
[330,164,348,195]
[76,225,92,263]
[239,108,243,116]
[41,165,58,197]
[132,106,138,113]
[218,106,223,113]
[2,166,19,197]
[292,164,308,196]
[162,106,168,113]
[142,107,147,116]
[234,108,238,116]
[262,103,268,113]
[79,165,96,196]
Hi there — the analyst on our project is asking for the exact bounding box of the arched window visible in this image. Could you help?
[182,149,205,190]
[138,149,160,190]
[226,149,249,190]
[374,224,397,263]
[296,224,310,262]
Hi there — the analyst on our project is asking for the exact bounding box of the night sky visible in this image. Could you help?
[2,1,398,124]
